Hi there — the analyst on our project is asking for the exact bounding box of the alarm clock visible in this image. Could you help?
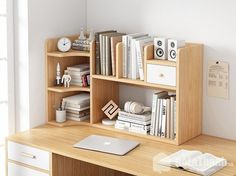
[57,37,72,52]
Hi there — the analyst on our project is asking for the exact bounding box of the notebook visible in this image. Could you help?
[159,150,227,176]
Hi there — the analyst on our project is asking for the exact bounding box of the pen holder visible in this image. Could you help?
[56,110,66,123]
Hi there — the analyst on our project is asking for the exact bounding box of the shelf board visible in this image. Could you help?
[47,86,90,93]
[47,50,90,58]
[146,59,176,67]
[92,123,177,145]
[47,119,90,127]
[92,75,176,91]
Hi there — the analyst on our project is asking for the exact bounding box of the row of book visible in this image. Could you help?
[95,30,125,76]
[150,92,176,139]
[122,33,153,80]
[67,64,90,87]
[62,93,90,122]
[115,110,151,135]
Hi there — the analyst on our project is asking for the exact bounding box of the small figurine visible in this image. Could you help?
[61,70,71,88]
[56,62,61,85]
[88,29,95,41]
[79,28,86,40]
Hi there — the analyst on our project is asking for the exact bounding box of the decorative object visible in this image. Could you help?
[56,109,66,123]
[102,100,120,126]
[56,62,61,86]
[57,37,72,52]
[72,28,94,51]
[124,101,151,114]
[61,70,71,88]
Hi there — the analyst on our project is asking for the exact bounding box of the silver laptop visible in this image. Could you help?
[73,135,140,156]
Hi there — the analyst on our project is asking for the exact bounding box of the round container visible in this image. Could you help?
[56,110,66,123]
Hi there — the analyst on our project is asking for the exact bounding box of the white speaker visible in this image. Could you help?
[168,39,185,61]
[154,38,168,60]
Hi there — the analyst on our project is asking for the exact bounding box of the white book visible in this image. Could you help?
[161,99,167,138]
[166,99,171,139]
[63,93,90,105]
[150,92,168,136]
[174,100,176,139]
[67,115,90,122]
[135,38,153,80]
[159,150,227,176]
[130,36,150,80]
[157,99,163,137]
[129,128,150,135]
[130,123,150,131]
[118,110,151,122]
[62,101,90,109]
[67,64,89,72]
[115,120,130,130]
[170,96,176,139]
[126,33,148,78]
[102,35,106,75]
[118,116,151,126]
[154,99,161,136]
[65,106,90,112]
[122,35,128,78]
[99,34,104,74]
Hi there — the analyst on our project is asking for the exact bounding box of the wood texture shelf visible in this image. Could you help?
[48,86,90,93]
[47,50,90,57]
[92,75,176,91]
[47,119,90,127]
[92,123,177,145]
[146,59,176,67]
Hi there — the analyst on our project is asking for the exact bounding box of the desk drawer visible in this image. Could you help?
[147,64,176,86]
[8,162,49,176]
[8,141,50,171]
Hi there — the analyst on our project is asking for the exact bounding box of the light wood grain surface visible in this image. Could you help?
[7,125,236,176]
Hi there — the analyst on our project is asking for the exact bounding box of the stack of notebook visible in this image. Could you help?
[62,93,90,121]
[67,64,90,87]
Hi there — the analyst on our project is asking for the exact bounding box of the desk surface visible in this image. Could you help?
[7,125,236,176]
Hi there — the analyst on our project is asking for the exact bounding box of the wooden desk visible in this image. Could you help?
[7,125,236,176]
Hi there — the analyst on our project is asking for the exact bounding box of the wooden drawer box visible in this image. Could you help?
[146,64,176,86]
[8,162,49,176]
[8,141,50,171]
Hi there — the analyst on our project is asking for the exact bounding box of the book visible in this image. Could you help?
[105,35,112,75]
[66,109,90,115]
[150,92,168,136]
[166,98,171,139]
[170,96,176,139]
[65,106,90,112]
[159,150,227,176]
[95,30,117,74]
[160,99,167,138]
[63,93,90,105]
[122,35,128,78]
[118,110,151,122]
[62,101,90,109]
[67,64,89,72]
[66,112,90,118]
[67,70,90,77]
[67,115,90,122]
[135,38,153,80]
[130,36,150,80]
[154,99,161,136]
[117,116,151,126]
[111,34,125,76]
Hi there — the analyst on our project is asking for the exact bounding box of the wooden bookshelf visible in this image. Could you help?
[45,35,203,145]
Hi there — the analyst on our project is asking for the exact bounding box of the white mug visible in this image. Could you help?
[56,110,66,123]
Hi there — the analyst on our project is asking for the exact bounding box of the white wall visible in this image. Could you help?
[14,0,86,131]
[87,0,236,140]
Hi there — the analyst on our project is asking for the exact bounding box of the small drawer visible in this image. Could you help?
[8,141,50,171]
[8,162,49,176]
[147,64,176,86]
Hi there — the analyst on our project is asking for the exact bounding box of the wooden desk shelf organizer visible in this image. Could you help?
[46,35,203,145]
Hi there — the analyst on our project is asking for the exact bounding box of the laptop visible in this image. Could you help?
[73,135,140,156]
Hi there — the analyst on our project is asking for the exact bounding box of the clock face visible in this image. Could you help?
[57,37,72,52]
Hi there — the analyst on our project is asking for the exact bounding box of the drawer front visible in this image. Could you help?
[147,64,176,86]
[8,141,50,171]
[8,162,49,176]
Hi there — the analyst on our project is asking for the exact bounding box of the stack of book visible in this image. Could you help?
[67,64,90,87]
[62,93,90,122]
[95,30,126,76]
[115,110,151,135]
[122,33,153,80]
[150,91,176,139]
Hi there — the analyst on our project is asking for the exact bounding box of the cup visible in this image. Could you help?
[56,110,66,123]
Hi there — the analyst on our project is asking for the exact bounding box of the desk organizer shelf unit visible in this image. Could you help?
[45,35,203,145]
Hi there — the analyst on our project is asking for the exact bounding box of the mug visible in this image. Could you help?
[56,110,66,123]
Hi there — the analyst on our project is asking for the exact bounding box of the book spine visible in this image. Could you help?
[102,35,106,75]
[115,120,131,129]
[131,39,139,80]
[174,100,176,139]
[135,41,144,81]
[157,99,163,136]
[95,33,101,74]
[154,99,161,136]
[161,99,167,138]
[130,123,150,131]
[99,34,103,75]
[110,38,116,76]
[118,116,151,125]
[166,99,171,139]
[118,111,150,121]
[127,36,132,78]
[150,94,157,136]
[122,36,128,78]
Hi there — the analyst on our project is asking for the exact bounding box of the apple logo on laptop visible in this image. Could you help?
[104,141,111,146]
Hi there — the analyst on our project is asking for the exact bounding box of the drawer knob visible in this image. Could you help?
[21,152,36,159]
[159,73,164,77]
